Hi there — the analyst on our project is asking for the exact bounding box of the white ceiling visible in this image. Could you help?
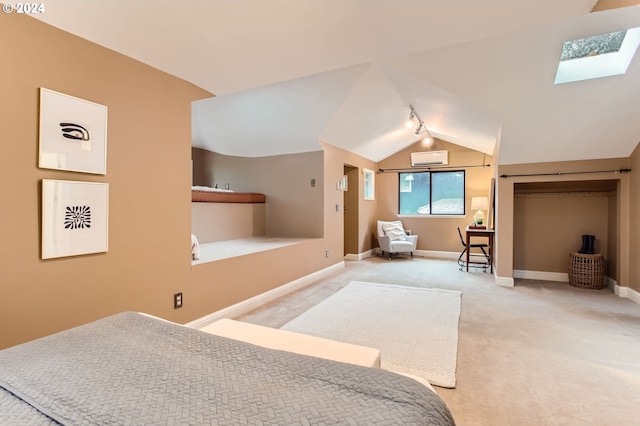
[34,1,640,164]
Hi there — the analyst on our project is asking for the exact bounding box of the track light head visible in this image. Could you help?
[407,105,433,140]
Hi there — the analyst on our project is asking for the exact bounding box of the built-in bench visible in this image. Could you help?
[191,190,301,264]
[192,237,313,264]
[199,318,381,368]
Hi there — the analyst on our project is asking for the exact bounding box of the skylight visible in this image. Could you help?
[554,27,640,84]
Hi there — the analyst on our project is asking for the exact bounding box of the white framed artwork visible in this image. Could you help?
[42,180,109,259]
[39,88,108,175]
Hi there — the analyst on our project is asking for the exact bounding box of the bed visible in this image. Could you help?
[0,312,455,425]
[192,186,265,203]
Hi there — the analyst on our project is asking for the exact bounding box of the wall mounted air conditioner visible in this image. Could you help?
[411,150,449,166]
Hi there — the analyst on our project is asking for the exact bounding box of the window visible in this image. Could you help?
[398,170,465,215]
[363,168,375,200]
[554,27,640,84]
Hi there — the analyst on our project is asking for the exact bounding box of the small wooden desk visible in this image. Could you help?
[465,227,495,273]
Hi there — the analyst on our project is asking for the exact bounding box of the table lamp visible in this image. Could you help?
[470,196,489,226]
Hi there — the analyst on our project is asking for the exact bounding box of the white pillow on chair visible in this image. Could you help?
[381,221,407,241]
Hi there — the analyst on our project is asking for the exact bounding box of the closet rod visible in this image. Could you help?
[499,168,631,179]
[378,164,490,173]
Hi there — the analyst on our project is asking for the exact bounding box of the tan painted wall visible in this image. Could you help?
[592,0,640,11]
[191,149,324,238]
[0,15,364,349]
[189,239,334,321]
[377,140,495,253]
[607,189,619,279]
[185,144,356,323]
[0,14,212,348]
[513,192,612,274]
[192,147,216,186]
[188,142,346,322]
[628,144,640,291]
[495,158,630,287]
[191,203,267,243]
[323,144,379,255]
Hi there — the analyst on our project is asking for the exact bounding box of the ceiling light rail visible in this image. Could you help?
[499,168,631,179]
[378,164,491,173]
[406,105,434,142]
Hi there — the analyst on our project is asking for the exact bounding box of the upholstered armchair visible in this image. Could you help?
[376,220,418,259]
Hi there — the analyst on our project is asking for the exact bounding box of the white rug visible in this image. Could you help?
[281,281,462,388]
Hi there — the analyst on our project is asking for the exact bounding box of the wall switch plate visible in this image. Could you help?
[174,292,183,309]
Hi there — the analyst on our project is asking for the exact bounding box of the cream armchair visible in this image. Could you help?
[376,220,418,259]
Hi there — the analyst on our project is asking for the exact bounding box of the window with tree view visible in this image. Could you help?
[399,171,465,215]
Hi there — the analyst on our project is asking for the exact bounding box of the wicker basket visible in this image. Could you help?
[568,252,605,289]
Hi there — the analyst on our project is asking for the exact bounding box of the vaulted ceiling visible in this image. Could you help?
[34,0,640,164]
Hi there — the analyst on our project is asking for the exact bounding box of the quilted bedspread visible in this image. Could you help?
[0,312,455,425]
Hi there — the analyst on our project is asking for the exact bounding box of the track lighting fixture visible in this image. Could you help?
[407,105,434,142]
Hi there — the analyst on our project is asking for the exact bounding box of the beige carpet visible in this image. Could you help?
[238,257,640,425]
[281,281,462,388]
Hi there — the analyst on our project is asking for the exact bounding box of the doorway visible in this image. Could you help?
[343,165,359,257]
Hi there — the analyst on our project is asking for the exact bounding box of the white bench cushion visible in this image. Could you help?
[200,318,381,368]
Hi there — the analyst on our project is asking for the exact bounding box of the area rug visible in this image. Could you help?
[281,281,462,388]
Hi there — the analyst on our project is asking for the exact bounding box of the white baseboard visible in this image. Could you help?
[614,282,640,306]
[416,250,459,260]
[344,250,375,261]
[495,275,515,287]
[356,249,457,259]
[513,269,568,282]
[186,261,346,329]
[370,249,459,260]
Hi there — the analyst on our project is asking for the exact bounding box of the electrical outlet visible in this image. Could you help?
[174,292,183,309]
[325,250,330,258]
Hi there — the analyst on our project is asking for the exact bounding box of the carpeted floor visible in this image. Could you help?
[238,256,640,426]
[281,281,461,388]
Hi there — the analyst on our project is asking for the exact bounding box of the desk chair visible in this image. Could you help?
[457,227,490,271]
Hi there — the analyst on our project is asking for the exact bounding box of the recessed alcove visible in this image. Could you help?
[513,180,618,282]
[190,147,324,264]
